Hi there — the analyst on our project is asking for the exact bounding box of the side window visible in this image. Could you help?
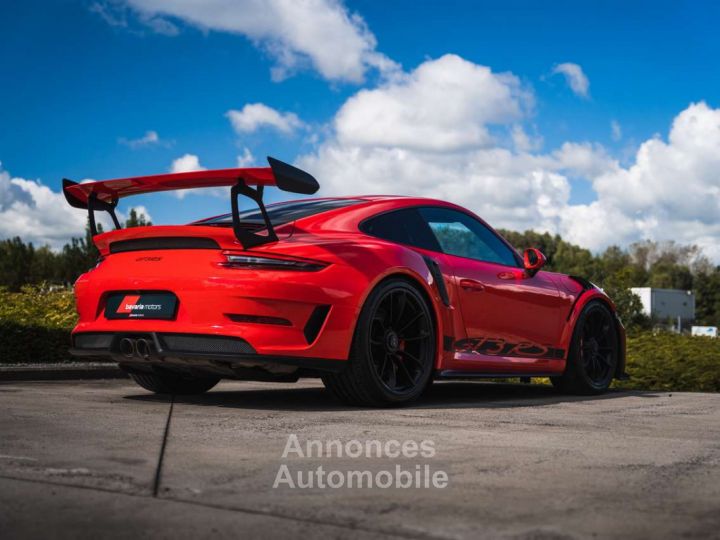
[360,209,441,251]
[418,207,519,267]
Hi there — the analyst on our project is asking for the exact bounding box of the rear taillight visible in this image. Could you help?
[222,253,328,271]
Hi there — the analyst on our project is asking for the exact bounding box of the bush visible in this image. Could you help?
[616,332,720,392]
[0,285,78,363]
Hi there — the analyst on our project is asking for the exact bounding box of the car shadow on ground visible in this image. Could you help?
[124,380,661,412]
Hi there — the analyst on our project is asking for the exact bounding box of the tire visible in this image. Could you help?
[129,371,220,395]
[322,278,436,407]
[552,301,619,395]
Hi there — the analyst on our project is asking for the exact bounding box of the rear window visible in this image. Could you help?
[360,208,441,251]
[194,198,365,227]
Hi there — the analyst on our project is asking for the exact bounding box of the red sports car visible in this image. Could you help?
[64,157,626,406]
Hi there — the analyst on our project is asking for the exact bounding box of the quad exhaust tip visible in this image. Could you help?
[119,337,152,359]
[119,338,135,358]
[135,339,150,359]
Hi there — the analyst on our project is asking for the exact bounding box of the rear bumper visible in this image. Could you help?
[69,331,346,374]
[72,254,367,361]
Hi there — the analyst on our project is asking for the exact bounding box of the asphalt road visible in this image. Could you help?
[1,378,719,539]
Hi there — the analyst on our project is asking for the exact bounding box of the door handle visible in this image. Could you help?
[459,278,485,292]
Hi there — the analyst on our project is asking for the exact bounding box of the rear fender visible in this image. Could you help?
[350,247,454,370]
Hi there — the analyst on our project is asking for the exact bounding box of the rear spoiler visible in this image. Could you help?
[62,156,319,249]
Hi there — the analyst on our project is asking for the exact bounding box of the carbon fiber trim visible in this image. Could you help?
[74,333,114,349]
[69,332,345,372]
[158,334,255,355]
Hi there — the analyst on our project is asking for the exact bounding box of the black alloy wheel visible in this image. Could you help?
[579,307,616,385]
[321,279,435,407]
[552,301,619,394]
[368,287,433,393]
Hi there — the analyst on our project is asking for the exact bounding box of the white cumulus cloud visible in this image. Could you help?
[0,165,88,249]
[297,54,720,261]
[549,142,616,179]
[107,0,398,82]
[236,147,255,167]
[169,154,207,199]
[334,54,530,152]
[511,125,542,152]
[118,130,170,148]
[170,153,205,174]
[575,102,720,259]
[0,162,158,245]
[168,154,232,200]
[552,62,590,98]
[298,55,600,234]
[226,103,304,134]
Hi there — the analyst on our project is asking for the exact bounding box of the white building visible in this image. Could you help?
[630,287,695,321]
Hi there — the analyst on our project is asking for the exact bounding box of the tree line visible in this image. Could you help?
[0,213,718,329]
[499,229,720,328]
[0,209,150,291]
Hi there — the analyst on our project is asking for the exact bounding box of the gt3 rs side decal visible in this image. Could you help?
[454,337,565,360]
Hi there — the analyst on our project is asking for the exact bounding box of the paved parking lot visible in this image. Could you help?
[1,377,719,539]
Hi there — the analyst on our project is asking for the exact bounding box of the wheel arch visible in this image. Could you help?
[354,269,444,369]
[563,291,626,379]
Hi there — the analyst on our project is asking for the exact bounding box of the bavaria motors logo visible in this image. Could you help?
[106,292,177,320]
[116,295,162,314]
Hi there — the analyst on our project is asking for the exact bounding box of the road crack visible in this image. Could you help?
[152,395,174,497]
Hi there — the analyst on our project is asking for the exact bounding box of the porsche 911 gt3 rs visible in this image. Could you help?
[64,157,627,406]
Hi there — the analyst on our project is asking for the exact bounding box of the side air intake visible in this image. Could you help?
[303,305,331,344]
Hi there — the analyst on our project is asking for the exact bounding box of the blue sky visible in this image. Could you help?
[1,0,719,259]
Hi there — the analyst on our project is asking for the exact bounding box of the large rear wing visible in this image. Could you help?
[62,156,319,249]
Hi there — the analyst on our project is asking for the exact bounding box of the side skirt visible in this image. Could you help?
[435,370,560,380]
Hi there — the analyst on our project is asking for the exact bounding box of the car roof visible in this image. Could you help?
[194,195,449,224]
[265,194,452,207]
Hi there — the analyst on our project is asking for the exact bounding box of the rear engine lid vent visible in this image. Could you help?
[109,237,220,253]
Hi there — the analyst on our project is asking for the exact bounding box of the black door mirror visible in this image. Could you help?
[523,248,546,277]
